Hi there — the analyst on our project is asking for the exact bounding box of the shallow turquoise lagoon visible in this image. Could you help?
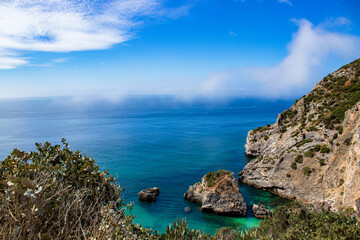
[0,97,293,234]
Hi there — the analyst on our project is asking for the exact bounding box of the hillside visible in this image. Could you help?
[239,58,360,211]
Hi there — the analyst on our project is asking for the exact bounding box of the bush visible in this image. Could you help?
[313,144,321,152]
[0,140,156,240]
[303,167,312,176]
[295,154,303,163]
[205,170,230,187]
[338,126,344,134]
[290,162,297,170]
[296,139,313,147]
[280,126,287,133]
[319,158,326,166]
[304,149,315,158]
[254,203,360,240]
[320,145,331,153]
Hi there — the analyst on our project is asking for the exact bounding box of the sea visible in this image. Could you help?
[0,96,294,235]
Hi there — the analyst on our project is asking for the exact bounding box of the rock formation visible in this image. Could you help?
[252,204,271,219]
[184,170,247,216]
[138,187,160,202]
[239,58,360,211]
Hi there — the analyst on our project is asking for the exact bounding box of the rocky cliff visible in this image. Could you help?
[184,170,247,216]
[239,58,360,211]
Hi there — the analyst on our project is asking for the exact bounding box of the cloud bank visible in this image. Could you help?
[202,18,360,99]
[0,0,188,69]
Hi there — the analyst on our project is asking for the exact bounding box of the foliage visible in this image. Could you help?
[318,158,326,166]
[163,204,360,240]
[320,145,331,153]
[0,140,157,240]
[303,167,312,176]
[296,139,312,147]
[290,162,297,170]
[205,170,231,187]
[304,149,315,158]
[338,126,344,134]
[252,124,270,134]
[295,154,303,163]
[254,203,360,240]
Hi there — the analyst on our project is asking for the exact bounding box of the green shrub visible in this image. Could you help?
[0,140,157,240]
[304,149,315,158]
[344,137,352,146]
[290,162,297,170]
[319,158,326,166]
[280,125,287,133]
[295,154,303,163]
[303,167,312,176]
[264,135,269,141]
[313,144,321,152]
[205,170,230,187]
[296,139,313,147]
[320,145,331,153]
[255,203,360,240]
[338,126,344,134]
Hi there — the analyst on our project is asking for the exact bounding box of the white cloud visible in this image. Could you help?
[278,0,292,6]
[0,0,188,69]
[201,18,360,99]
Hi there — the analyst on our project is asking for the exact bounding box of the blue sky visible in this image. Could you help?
[0,0,359,100]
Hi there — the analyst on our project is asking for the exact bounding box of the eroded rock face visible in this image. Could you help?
[252,204,271,219]
[184,170,247,217]
[240,59,360,212]
[138,187,160,202]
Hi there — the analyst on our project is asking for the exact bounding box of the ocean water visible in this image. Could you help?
[0,96,294,235]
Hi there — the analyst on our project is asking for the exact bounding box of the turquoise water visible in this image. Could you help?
[0,96,293,234]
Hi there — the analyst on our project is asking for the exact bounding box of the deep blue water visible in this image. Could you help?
[0,96,294,234]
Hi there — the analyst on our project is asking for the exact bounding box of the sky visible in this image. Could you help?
[0,0,359,100]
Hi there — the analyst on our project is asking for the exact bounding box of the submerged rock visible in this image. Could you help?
[184,170,247,217]
[138,187,160,202]
[252,204,272,219]
[184,207,191,213]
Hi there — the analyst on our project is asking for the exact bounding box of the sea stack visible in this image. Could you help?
[184,170,247,217]
[138,187,160,202]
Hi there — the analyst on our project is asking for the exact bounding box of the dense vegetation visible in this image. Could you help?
[1,141,359,239]
[204,170,231,187]
[251,58,360,134]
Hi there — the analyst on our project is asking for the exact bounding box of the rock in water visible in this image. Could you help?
[138,187,160,202]
[184,207,191,213]
[184,170,247,217]
[252,204,272,219]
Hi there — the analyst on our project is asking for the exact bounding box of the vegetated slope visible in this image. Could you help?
[239,58,360,211]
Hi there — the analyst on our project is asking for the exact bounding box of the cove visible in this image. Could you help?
[0,96,294,234]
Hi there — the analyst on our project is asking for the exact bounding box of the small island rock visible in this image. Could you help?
[252,204,272,219]
[184,170,247,217]
[138,187,160,202]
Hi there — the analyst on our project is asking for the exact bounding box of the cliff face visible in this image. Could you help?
[239,59,360,211]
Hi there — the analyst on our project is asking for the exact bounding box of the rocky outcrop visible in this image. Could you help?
[138,187,160,202]
[239,59,360,212]
[252,204,272,219]
[184,170,247,216]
